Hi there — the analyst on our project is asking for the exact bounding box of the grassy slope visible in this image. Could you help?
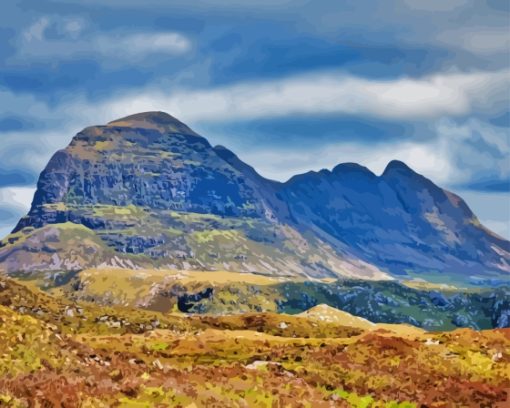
[1,208,391,280]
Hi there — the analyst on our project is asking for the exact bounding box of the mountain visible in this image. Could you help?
[1,111,509,286]
[280,160,510,283]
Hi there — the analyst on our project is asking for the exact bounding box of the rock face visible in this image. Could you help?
[280,160,510,278]
[16,112,277,230]
[1,111,509,285]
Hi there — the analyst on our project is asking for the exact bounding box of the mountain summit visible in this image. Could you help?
[1,112,509,286]
[107,111,198,134]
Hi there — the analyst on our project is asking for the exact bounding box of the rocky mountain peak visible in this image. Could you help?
[107,111,198,135]
[332,162,376,180]
[382,160,416,177]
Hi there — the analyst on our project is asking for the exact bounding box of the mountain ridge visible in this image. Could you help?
[1,111,509,286]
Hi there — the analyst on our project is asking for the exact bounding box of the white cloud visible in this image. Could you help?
[0,187,36,211]
[230,118,509,191]
[0,124,78,176]
[23,16,86,42]
[95,69,509,122]
[435,118,510,186]
[23,17,50,41]
[13,20,510,121]
[0,187,36,239]
[63,19,85,38]
[234,140,453,184]
[96,32,191,57]
[1,68,507,188]
[0,68,507,216]
[0,88,51,119]
[17,17,191,61]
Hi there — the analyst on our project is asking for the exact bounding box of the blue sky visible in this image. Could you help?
[0,0,509,238]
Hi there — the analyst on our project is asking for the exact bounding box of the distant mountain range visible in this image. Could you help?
[1,111,509,286]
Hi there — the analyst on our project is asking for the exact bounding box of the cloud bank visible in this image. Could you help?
[93,69,509,122]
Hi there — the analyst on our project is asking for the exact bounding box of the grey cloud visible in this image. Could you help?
[436,118,510,190]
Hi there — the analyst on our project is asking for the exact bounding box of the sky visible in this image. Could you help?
[0,0,509,238]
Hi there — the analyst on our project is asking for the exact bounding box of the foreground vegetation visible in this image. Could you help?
[0,276,509,407]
